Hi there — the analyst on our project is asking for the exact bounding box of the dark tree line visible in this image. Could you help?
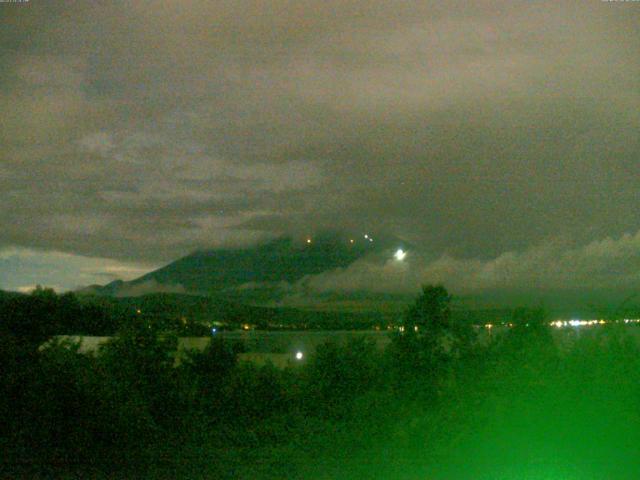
[3,284,639,478]
[0,284,474,477]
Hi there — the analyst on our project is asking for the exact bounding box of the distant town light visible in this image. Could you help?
[394,249,406,261]
[295,351,304,360]
[350,239,354,244]
[306,238,312,244]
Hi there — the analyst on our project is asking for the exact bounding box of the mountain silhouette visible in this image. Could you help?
[83,231,408,300]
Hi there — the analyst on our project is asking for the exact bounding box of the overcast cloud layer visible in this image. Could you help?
[1,1,639,293]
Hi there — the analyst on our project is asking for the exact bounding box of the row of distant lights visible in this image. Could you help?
[550,319,640,328]
[147,311,640,334]
[306,233,374,245]
[397,325,420,332]
[214,320,640,334]
[210,320,640,361]
[305,234,407,261]
[479,319,640,330]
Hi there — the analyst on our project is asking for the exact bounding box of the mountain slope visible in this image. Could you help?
[85,232,405,299]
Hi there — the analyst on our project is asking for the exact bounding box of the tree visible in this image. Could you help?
[97,319,180,432]
[405,284,452,332]
[303,337,382,418]
[404,284,475,350]
[180,337,244,414]
[389,285,473,397]
[0,287,58,350]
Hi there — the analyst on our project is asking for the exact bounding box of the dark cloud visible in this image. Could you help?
[1,1,639,291]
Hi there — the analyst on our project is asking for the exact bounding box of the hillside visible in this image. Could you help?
[83,232,408,301]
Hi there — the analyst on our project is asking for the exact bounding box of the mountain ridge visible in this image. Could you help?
[79,232,407,302]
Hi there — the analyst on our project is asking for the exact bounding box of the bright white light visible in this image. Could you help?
[211,327,217,334]
[295,351,304,360]
[364,234,369,239]
[306,238,312,244]
[394,249,406,261]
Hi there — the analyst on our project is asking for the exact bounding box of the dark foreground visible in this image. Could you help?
[3,322,640,479]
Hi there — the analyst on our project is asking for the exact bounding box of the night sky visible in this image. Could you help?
[1,1,639,296]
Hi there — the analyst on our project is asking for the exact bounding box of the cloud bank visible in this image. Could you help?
[1,1,639,292]
[299,231,640,295]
